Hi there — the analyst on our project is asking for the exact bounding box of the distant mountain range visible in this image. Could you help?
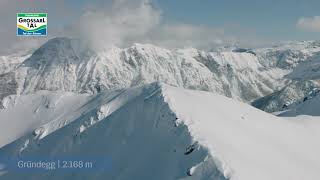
[1,38,320,112]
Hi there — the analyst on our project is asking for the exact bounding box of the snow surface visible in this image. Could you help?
[163,84,320,180]
[0,83,319,180]
[0,92,91,147]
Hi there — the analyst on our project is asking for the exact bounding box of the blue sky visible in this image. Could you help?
[0,0,319,54]
[65,0,320,40]
[154,0,320,41]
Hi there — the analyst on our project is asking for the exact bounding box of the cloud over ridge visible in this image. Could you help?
[296,16,320,32]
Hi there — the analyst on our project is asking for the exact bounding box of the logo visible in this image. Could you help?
[17,13,47,36]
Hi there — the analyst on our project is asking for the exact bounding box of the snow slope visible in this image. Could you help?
[252,80,320,112]
[286,52,320,80]
[164,84,320,180]
[0,83,319,180]
[0,91,91,147]
[0,54,31,105]
[0,54,29,75]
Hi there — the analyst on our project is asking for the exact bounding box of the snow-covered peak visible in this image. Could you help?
[22,37,89,68]
[1,83,320,180]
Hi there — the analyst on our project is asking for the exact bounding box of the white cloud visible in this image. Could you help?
[70,0,241,50]
[0,0,265,54]
[147,23,234,49]
[71,0,161,50]
[296,16,320,32]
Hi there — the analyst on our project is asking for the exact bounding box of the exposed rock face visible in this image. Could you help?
[0,72,17,108]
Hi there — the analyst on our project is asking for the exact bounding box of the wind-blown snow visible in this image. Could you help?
[163,84,320,180]
[0,83,319,180]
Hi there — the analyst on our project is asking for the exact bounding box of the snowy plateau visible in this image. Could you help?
[0,37,320,180]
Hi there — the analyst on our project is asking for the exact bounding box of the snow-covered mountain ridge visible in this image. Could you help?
[253,51,320,112]
[1,83,319,180]
[1,38,320,106]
